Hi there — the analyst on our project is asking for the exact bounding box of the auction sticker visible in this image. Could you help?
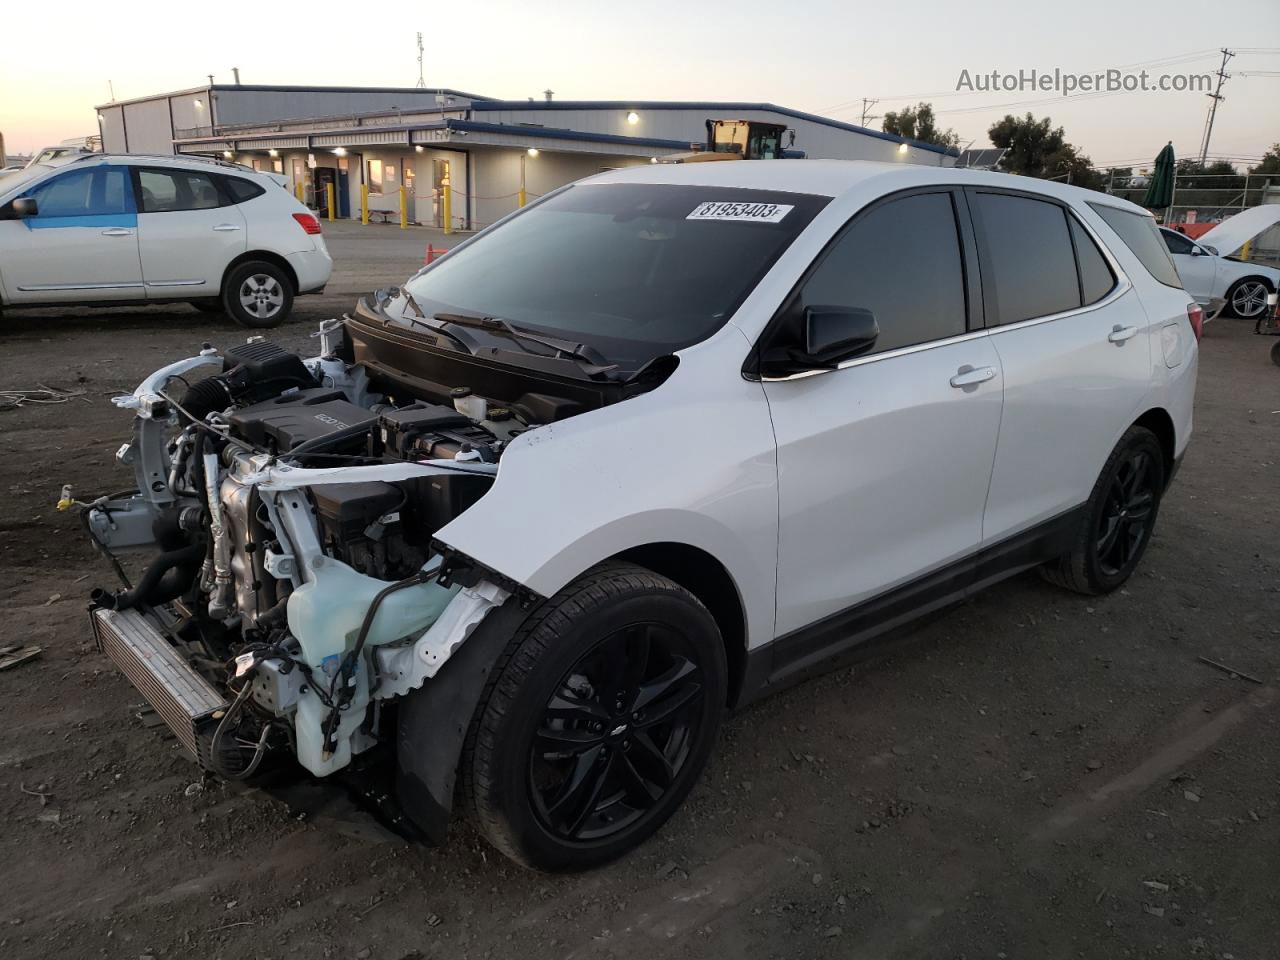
[687,201,793,223]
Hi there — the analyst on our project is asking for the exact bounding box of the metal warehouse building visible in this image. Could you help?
[96,84,957,231]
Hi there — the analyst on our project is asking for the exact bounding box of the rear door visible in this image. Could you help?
[0,165,142,304]
[761,188,1004,643]
[970,189,1153,543]
[133,166,247,298]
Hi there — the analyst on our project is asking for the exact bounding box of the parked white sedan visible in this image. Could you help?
[1160,225,1279,322]
[0,154,331,327]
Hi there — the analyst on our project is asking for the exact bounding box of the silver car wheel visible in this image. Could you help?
[239,274,285,319]
[1230,280,1269,318]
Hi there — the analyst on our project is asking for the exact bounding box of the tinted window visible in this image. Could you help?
[403,183,829,369]
[1069,217,1116,305]
[974,193,1080,324]
[28,167,131,218]
[137,168,224,212]
[796,191,967,354]
[1088,203,1182,288]
[223,176,265,203]
[1160,228,1195,255]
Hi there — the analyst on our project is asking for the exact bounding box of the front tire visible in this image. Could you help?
[1041,426,1166,595]
[1226,278,1271,320]
[462,562,726,871]
[223,261,293,328]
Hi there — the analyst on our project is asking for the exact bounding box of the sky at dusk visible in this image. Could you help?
[2,0,1277,168]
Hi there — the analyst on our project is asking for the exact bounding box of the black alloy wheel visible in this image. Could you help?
[530,622,704,842]
[1041,425,1167,595]
[462,562,726,871]
[1095,448,1157,577]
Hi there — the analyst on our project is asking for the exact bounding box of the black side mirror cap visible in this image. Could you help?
[798,305,880,368]
[11,196,38,218]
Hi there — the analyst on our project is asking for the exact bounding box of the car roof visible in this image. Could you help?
[62,152,267,178]
[590,159,1154,216]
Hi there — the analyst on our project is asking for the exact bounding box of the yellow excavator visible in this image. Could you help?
[658,119,804,163]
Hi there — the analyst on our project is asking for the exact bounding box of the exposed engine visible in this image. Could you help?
[80,321,531,783]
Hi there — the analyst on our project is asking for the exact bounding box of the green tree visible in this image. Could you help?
[881,102,961,150]
[1249,144,1280,176]
[987,113,1067,176]
[1175,159,1242,190]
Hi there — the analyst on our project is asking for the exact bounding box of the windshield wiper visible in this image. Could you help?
[434,312,618,374]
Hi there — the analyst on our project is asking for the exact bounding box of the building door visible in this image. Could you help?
[403,162,416,223]
[314,167,337,218]
[432,159,450,228]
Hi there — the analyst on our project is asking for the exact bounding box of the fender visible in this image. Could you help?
[395,595,530,843]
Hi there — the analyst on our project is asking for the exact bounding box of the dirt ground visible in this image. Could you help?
[1,301,1276,960]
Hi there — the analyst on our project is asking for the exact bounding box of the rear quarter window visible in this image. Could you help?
[222,176,266,204]
[1088,203,1182,289]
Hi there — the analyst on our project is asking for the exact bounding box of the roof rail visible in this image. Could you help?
[101,153,260,174]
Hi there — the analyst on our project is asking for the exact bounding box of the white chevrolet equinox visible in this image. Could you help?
[84,160,1198,871]
[0,153,331,326]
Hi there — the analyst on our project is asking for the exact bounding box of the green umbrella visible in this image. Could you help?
[1142,141,1175,212]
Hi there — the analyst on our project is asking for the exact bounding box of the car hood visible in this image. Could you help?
[1198,205,1280,257]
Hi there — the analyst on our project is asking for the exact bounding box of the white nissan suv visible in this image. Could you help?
[0,153,331,326]
[83,160,1197,872]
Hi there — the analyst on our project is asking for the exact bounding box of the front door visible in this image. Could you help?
[1160,228,1217,306]
[968,189,1155,543]
[134,166,246,298]
[0,164,143,304]
[762,189,1003,642]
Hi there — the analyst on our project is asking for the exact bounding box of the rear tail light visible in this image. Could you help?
[1187,302,1203,341]
[292,213,322,235]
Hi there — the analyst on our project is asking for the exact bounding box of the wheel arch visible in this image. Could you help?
[1133,406,1176,488]
[223,250,299,296]
[611,542,749,708]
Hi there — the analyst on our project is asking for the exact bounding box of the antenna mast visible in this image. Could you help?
[416,32,426,88]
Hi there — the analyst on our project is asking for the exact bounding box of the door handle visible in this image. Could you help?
[212,224,242,232]
[949,365,996,388]
[1108,324,1139,343]
[101,228,133,237]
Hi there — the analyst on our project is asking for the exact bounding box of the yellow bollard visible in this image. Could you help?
[326,182,336,222]
[399,185,408,229]
[1240,239,1252,262]
[518,187,526,208]
[295,181,305,204]
[443,183,453,235]
[360,184,369,226]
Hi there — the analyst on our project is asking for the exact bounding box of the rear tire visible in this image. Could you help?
[222,261,293,328]
[462,562,726,871]
[1041,426,1166,595]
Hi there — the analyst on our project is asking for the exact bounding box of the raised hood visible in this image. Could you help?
[1198,204,1280,257]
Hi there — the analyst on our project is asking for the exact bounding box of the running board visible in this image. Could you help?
[90,607,227,767]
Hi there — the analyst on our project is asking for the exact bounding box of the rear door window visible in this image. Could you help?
[1088,203,1182,288]
[136,168,225,212]
[971,192,1081,324]
[794,190,968,354]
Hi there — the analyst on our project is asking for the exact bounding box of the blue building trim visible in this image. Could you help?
[471,100,961,158]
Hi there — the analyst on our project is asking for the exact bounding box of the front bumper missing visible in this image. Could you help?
[91,607,228,767]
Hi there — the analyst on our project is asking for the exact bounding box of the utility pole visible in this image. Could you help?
[1198,48,1234,165]
[415,32,426,88]
[858,98,880,127]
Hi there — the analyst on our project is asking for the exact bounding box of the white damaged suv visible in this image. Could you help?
[83,160,1198,870]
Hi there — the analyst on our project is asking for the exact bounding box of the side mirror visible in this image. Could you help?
[799,305,880,368]
[1201,244,1218,257]
[11,196,38,218]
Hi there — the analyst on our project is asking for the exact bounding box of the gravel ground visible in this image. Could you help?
[0,292,1276,960]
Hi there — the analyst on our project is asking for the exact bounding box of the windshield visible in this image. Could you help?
[403,182,829,368]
